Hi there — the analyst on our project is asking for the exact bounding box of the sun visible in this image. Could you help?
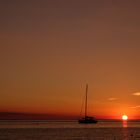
[122,115,128,120]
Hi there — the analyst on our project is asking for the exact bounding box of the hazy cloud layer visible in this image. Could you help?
[133,92,140,96]
[108,98,118,101]
[130,105,140,109]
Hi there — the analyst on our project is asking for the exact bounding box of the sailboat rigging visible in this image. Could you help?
[78,84,98,124]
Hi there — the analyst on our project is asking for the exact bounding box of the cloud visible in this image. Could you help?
[108,98,117,101]
[130,105,140,109]
[133,92,140,96]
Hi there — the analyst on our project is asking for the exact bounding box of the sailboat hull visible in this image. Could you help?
[78,116,98,124]
[78,120,98,124]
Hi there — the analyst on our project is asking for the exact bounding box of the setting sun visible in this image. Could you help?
[122,115,128,120]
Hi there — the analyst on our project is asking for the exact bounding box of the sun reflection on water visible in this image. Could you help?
[122,120,127,128]
[122,120,128,140]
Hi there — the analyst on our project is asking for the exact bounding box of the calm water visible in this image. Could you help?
[0,120,140,140]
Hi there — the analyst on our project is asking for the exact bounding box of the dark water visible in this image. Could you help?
[0,120,140,140]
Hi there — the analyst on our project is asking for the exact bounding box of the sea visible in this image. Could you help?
[0,120,140,140]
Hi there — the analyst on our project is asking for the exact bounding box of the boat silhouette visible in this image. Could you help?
[78,84,98,124]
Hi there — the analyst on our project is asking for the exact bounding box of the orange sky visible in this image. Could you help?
[0,0,140,119]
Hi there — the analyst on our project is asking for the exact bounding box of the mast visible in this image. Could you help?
[85,84,88,118]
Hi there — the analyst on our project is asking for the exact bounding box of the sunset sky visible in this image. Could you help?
[0,0,140,119]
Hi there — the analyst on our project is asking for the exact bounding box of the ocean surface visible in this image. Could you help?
[0,120,140,140]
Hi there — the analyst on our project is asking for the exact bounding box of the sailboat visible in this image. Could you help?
[78,84,98,124]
